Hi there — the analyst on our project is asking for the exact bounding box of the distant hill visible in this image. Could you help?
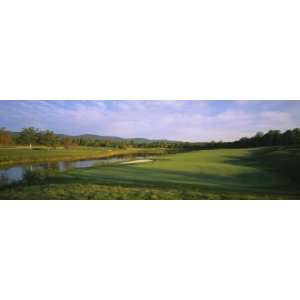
[9,131,179,144]
[57,133,124,141]
[64,134,179,144]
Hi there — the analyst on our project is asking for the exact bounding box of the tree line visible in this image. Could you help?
[0,127,139,149]
[167,128,300,151]
[0,127,60,149]
[0,127,300,150]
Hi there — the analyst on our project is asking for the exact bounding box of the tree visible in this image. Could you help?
[0,128,13,145]
[117,142,128,149]
[62,137,74,149]
[129,140,135,148]
[261,130,281,146]
[18,127,39,149]
[250,132,264,147]
[292,128,300,144]
[238,137,249,147]
[255,132,264,138]
[39,130,59,149]
[282,130,295,145]
[271,130,282,145]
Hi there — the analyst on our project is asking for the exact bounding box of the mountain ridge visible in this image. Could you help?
[9,131,180,144]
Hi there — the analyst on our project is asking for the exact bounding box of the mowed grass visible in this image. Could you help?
[1,146,299,199]
[0,147,166,167]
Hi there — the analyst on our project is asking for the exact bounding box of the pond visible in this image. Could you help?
[0,155,150,185]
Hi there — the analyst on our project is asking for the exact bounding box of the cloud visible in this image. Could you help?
[0,100,299,141]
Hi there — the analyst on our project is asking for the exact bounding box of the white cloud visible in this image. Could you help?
[0,100,299,141]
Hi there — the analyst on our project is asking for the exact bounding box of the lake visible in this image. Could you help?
[0,155,149,185]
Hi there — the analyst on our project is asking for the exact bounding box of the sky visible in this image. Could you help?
[0,100,299,142]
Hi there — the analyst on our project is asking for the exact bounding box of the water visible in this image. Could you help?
[0,156,148,185]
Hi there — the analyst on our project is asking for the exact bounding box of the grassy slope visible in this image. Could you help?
[0,147,166,167]
[1,146,299,199]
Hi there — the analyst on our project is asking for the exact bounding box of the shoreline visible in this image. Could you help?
[0,149,167,168]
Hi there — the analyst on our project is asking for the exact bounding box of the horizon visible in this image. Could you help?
[3,126,300,144]
[1,100,300,142]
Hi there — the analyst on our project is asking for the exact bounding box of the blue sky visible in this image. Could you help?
[0,100,299,141]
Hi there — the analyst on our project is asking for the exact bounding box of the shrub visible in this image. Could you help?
[22,168,58,185]
[0,173,9,187]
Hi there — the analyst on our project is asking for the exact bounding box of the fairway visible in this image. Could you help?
[1,146,299,199]
[62,147,296,193]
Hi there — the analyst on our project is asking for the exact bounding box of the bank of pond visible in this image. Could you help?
[0,155,154,185]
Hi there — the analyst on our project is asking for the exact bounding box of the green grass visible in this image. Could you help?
[0,183,286,200]
[0,146,167,167]
[0,146,299,199]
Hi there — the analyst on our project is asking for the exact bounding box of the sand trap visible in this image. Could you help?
[121,159,153,165]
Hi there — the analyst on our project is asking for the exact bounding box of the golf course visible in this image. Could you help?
[0,146,299,199]
[1,100,300,200]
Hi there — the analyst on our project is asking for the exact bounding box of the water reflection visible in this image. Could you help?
[0,156,147,185]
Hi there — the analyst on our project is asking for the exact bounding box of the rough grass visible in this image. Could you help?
[0,184,288,200]
[0,146,299,199]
